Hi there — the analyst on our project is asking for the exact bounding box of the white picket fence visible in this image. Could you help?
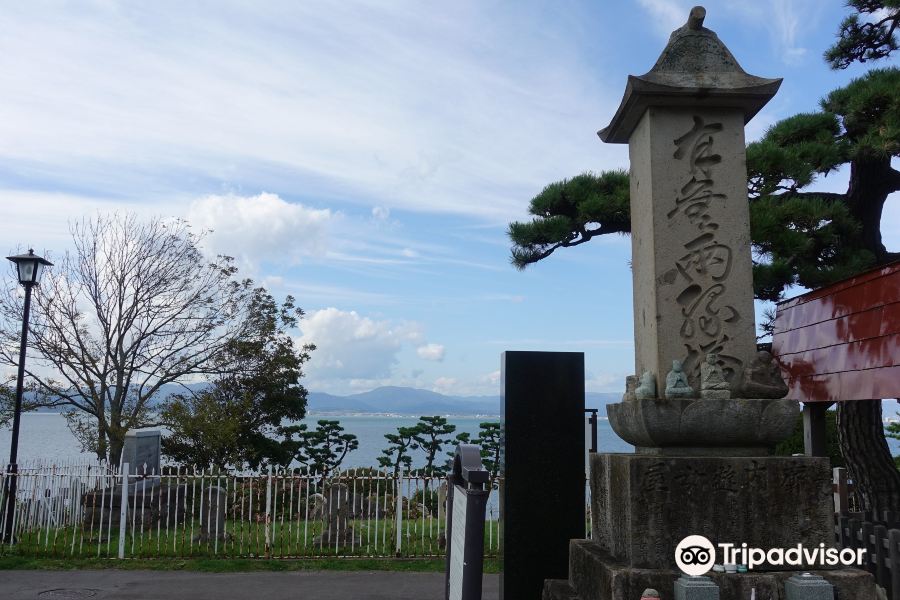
[0,462,501,559]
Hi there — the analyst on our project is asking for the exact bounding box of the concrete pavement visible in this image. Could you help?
[1,569,500,600]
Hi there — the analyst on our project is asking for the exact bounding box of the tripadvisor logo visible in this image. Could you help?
[674,535,866,575]
[675,535,716,576]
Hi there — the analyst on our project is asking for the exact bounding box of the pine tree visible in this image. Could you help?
[824,1,899,70]
[378,425,419,478]
[412,416,457,478]
[291,419,359,484]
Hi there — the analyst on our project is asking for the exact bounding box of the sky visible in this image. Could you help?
[1,0,898,396]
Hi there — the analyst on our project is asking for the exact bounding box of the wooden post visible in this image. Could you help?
[803,402,831,457]
[863,521,875,574]
[889,529,900,600]
[849,517,861,551]
[834,467,849,514]
[874,524,888,596]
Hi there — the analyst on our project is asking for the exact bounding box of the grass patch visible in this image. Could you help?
[0,555,500,573]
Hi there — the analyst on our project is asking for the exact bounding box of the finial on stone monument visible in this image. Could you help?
[686,6,705,30]
[598,5,781,144]
[634,371,657,400]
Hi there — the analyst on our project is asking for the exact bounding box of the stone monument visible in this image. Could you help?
[121,430,161,476]
[313,483,360,547]
[542,7,875,599]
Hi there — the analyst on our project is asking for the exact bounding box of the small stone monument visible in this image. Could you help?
[624,374,640,401]
[313,483,360,547]
[665,360,695,398]
[121,430,161,476]
[699,353,731,399]
[634,371,657,400]
[196,485,227,543]
[740,350,789,398]
[784,573,835,600]
[674,576,720,600]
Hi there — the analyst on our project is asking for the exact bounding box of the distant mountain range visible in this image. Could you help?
[307,386,621,416]
[29,384,622,417]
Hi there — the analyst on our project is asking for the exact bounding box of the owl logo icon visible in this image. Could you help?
[675,535,716,576]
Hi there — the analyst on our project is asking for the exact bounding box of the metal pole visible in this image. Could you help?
[3,282,33,543]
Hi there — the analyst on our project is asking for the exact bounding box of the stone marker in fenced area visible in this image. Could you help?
[313,482,361,548]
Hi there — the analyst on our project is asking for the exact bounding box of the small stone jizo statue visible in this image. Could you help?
[700,353,731,399]
[634,371,657,400]
[664,360,694,398]
[623,374,639,402]
[740,350,789,398]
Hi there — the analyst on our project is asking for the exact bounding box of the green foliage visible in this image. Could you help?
[822,67,900,158]
[411,489,440,515]
[774,410,845,468]
[377,426,419,477]
[161,289,314,471]
[825,1,900,69]
[745,112,847,197]
[749,194,874,301]
[887,415,900,441]
[474,422,502,476]
[290,419,359,481]
[412,416,457,477]
[507,170,630,268]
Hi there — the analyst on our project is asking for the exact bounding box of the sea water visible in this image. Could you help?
[0,412,896,468]
[0,413,633,468]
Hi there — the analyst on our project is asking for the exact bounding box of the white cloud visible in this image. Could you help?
[0,2,615,224]
[297,307,424,382]
[372,206,390,221]
[433,377,458,392]
[482,370,501,386]
[186,193,332,269]
[636,0,687,36]
[769,0,808,65]
[416,343,445,362]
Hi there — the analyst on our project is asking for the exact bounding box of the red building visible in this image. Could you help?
[773,260,900,403]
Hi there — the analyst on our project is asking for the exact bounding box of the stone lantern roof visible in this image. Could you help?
[598,6,782,144]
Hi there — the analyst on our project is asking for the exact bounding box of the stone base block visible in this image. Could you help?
[591,453,833,569]
[566,540,875,600]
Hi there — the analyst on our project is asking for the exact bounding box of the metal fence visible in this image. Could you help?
[0,462,501,559]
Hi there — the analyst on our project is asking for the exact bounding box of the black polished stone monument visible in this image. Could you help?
[501,351,585,600]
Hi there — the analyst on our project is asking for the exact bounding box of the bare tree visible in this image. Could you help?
[0,214,253,465]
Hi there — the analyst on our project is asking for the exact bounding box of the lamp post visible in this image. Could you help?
[3,249,52,543]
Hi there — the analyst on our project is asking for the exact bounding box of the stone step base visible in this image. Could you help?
[564,539,876,600]
[542,579,582,600]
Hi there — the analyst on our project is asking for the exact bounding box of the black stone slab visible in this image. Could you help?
[501,351,585,600]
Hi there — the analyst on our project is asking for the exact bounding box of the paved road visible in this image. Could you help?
[1,570,500,600]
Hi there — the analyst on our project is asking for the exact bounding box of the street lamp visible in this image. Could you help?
[3,249,52,543]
